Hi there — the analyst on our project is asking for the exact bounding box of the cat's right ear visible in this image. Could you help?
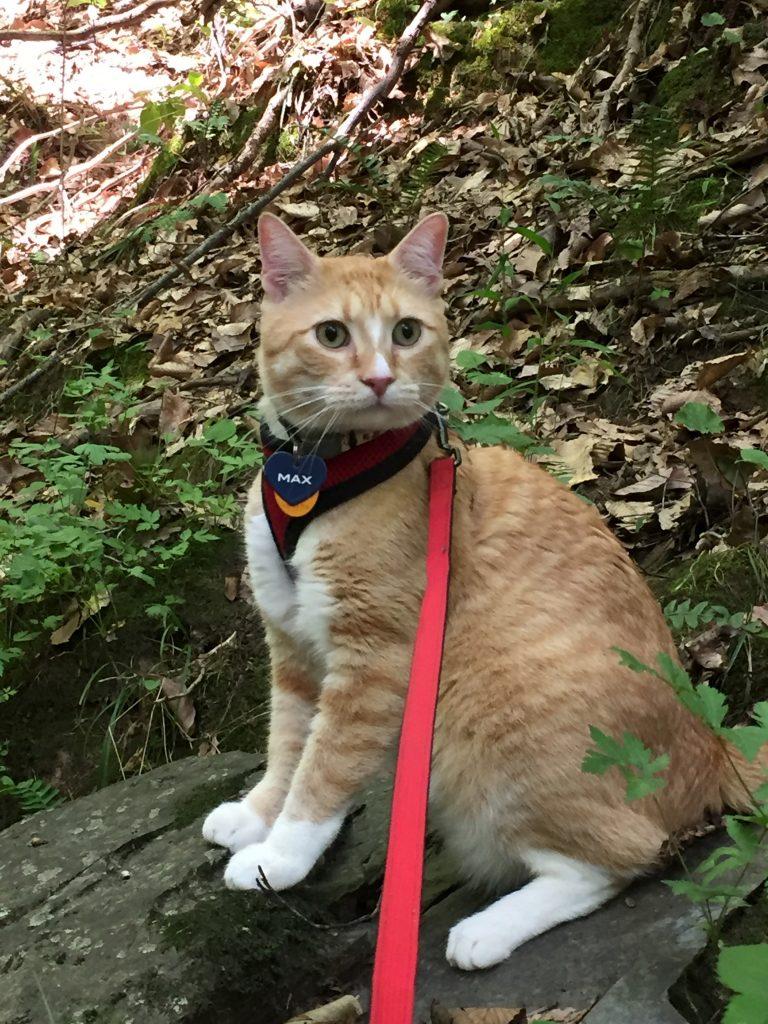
[258,213,316,301]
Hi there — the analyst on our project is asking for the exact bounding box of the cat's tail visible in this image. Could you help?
[719,739,768,812]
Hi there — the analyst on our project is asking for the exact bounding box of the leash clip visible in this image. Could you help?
[435,403,462,466]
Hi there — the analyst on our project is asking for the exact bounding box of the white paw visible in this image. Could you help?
[446,913,516,971]
[224,842,310,891]
[201,801,269,852]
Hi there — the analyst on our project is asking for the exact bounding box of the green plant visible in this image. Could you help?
[583,648,768,1021]
[0,365,262,804]
[0,742,62,814]
[542,106,724,259]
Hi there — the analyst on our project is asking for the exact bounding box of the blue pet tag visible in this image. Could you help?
[264,451,328,506]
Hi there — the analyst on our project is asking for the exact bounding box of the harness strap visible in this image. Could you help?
[369,455,456,1024]
[261,415,436,561]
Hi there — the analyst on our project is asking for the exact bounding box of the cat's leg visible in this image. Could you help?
[446,850,623,971]
[223,657,406,890]
[202,637,317,852]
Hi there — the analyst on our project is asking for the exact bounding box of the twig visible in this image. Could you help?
[597,0,653,135]
[212,81,289,187]
[327,0,441,173]
[0,132,136,206]
[257,867,382,930]
[131,0,441,309]
[0,0,172,42]
[0,354,61,409]
[0,308,55,363]
[0,115,107,183]
[158,631,237,703]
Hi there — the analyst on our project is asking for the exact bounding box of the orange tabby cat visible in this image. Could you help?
[203,212,766,971]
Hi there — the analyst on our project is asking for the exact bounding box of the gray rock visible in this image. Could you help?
[3,754,766,1024]
[0,753,389,1024]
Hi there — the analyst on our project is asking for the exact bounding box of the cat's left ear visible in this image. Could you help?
[258,212,317,301]
[389,213,448,295]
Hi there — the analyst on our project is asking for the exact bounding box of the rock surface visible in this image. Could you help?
[2,753,766,1024]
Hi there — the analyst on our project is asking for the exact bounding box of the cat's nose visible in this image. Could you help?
[361,375,394,398]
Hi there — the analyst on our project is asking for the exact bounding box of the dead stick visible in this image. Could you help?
[327,0,441,172]
[0,0,171,42]
[0,132,135,206]
[131,0,441,310]
[212,81,289,187]
[597,0,652,135]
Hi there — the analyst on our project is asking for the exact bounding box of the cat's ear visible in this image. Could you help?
[258,213,317,301]
[389,213,448,295]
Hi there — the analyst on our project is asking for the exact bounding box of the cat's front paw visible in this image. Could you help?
[446,913,516,971]
[224,842,309,891]
[202,801,269,852]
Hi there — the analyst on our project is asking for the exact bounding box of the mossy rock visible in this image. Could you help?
[0,753,391,1024]
[654,544,768,716]
[655,47,731,122]
[538,0,628,73]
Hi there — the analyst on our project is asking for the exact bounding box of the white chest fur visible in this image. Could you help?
[244,513,335,672]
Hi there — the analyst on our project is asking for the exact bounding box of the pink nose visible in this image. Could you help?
[362,375,394,398]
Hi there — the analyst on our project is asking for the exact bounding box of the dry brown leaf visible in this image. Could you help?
[158,392,192,439]
[160,676,197,736]
[430,1006,526,1024]
[695,350,750,389]
[284,994,362,1023]
[224,575,240,602]
[542,435,597,486]
[50,588,111,645]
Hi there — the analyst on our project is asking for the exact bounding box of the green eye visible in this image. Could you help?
[315,321,349,348]
[392,318,421,347]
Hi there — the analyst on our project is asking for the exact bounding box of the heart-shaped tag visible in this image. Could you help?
[263,450,328,506]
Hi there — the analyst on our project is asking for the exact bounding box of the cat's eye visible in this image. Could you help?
[315,321,350,349]
[392,318,421,347]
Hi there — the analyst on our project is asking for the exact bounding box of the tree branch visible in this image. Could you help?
[132,0,441,309]
[597,0,653,135]
[0,0,172,42]
[0,132,135,206]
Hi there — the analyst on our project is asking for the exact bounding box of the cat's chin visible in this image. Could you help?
[334,404,426,434]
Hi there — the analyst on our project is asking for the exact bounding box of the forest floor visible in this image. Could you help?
[1,0,767,1015]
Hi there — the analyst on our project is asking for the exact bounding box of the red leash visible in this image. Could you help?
[369,454,456,1024]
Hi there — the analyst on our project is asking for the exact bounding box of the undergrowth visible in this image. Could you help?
[0,358,262,812]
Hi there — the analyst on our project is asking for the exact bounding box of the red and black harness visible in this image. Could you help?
[260,413,437,561]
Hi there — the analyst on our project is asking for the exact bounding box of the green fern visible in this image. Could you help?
[0,743,63,814]
[400,142,449,206]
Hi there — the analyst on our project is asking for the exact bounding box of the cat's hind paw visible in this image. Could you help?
[446,913,516,971]
[223,842,308,891]
[202,801,269,852]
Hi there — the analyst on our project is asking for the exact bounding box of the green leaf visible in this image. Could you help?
[513,224,553,256]
[613,648,654,675]
[740,448,768,471]
[204,419,237,443]
[455,350,486,369]
[437,386,465,412]
[674,402,725,434]
[694,683,728,730]
[719,945,768,1018]
[701,12,726,26]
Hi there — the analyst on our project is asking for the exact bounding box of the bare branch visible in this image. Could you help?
[597,0,653,135]
[132,0,441,309]
[0,0,172,43]
[0,132,136,207]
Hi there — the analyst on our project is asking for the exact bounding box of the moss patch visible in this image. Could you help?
[538,0,627,73]
[453,2,546,91]
[654,545,768,718]
[670,891,768,1023]
[655,48,731,122]
[157,886,345,1024]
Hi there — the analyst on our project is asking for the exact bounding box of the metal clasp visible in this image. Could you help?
[435,403,462,466]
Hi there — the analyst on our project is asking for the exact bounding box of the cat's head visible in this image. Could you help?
[257,212,450,435]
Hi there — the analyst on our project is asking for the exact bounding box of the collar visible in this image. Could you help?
[260,414,437,561]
